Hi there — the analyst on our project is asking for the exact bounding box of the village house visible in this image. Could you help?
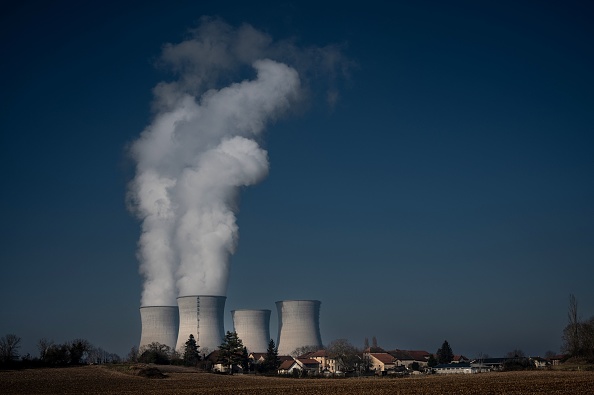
[387,350,415,367]
[277,358,299,375]
[248,352,293,367]
[297,357,321,374]
[451,355,470,363]
[433,362,477,374]
[277,357,320,375]
[470,357,506,371]
[248,352,266,365]
[387,349,432,369]
[366,352,397,372]
[407,350,432,365]
[205,350,232,373]
[530,357,550,368]
[548,355,567,366]
[300,350,341,373]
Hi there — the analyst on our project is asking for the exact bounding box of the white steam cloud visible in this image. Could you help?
[128,18,347,306]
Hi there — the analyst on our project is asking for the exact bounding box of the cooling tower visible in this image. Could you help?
[231,309,271,353]
[139,306,179,351]
[176,295,226,353]
[276,300,322,355]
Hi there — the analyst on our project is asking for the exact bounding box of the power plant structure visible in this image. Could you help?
[139,297,323,357]
[139,306,179,351]
[231,309,271,353]
[276,300,323,355]
[175,295,226,353]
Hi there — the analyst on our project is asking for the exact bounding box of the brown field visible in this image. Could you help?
[1,366,594,395]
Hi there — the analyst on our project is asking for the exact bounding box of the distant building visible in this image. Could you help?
[296,357,321,374]
[278,359,299,374]
[366,352,397,372]
[451,355,470,363]
[530,356,550,368]
[470,357,506,371]
[548,355,567,366]
[300,349,341,373]
[277,357,320,375]
[433,362,476,374]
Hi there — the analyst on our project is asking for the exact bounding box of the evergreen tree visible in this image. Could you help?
[427,354,437,368]
[436,340,454,364]
[241,346,249,372]
[217,331,245,374]
[261,339,280,373]
[183,334,200,366]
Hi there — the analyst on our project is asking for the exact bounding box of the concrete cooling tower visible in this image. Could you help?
[231,309,271,353]
[139,306,179,351]
[176,295,226,353]
[276,300,322,355]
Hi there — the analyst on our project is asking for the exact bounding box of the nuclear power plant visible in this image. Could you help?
[276,300,323,355]
[231,309,271,353]
[138,306,179,350]
[174,295,226,352]
[139,298,322,356]
[132,23,328,362]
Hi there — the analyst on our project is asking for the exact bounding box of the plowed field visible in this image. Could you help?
[1,366,593,394]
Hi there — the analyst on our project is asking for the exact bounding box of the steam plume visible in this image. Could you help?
[128,18,346,306]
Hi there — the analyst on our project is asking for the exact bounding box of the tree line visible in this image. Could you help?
[0,335,120,369]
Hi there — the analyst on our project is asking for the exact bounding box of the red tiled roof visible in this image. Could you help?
[388,350,414,360]
[308,350,330,358]
[370,353,395,364]
[205,350,221,362]
[278,359,296,370]
[363,346,385,353]
[406,350,430,359]
[298,358,320,365]
[279,355,294,361]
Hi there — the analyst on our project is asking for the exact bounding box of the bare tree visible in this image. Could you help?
[37,338,54,361]
[326,339,360,372]
[290,345,321,357]
[68,339,92,364]
[476,351,489,363]
[564,293,581,356]
[126,346,139,362]
[0,334,22,364]
[581,317,594,359]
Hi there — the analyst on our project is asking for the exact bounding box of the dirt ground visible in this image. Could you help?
[1,365,593,394]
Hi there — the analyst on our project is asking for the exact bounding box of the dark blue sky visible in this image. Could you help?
[1,0,593,359]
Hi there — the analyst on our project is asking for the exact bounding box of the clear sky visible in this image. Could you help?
[1,0,593,360]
